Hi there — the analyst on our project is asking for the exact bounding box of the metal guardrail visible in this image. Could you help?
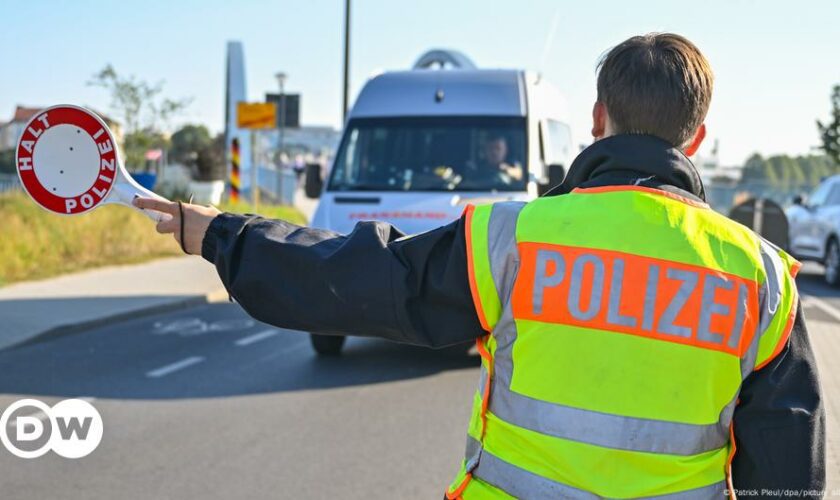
[257,167,298,205]
[0,174,21,194]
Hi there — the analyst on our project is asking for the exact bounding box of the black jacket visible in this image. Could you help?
[201,134,825,495]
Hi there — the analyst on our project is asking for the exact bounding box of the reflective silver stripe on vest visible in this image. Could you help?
[757,240,784,337]
[489,377,729,455]
[758,239,784,321]
[739,284,765,381]
[721,243,787,429]
[736,239,794,379]
[460,204,523,474]
[488,302,730,456]
[477,365,489,400]
[464,432,482,471]
[486,202,526,304]
[733,240,793,384]
[469,438,727,500]
[464,364,490,469]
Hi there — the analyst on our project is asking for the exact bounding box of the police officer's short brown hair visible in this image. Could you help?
[597,33,714,149]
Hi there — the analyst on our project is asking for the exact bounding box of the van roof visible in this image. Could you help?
[350,69,526,119]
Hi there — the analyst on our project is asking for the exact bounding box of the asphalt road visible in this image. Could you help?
[0,263,838,499]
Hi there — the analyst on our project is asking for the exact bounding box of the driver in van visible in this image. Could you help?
[476,134,523,183]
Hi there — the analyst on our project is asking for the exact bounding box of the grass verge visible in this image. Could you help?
[0,192,305,287]
[215,200,307,225]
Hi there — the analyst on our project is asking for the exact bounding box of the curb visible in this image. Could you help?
[4,287,230,351]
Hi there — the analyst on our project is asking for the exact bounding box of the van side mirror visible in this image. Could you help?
[792,194,805,206]
[304,163,323,199]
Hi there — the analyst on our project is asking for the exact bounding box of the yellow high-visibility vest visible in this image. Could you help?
[447,185,800,499]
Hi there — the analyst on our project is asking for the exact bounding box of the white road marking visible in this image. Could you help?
[8,396,96,428]
[145,357,205,378]
[235,329,279,346]
[802,295,840,323]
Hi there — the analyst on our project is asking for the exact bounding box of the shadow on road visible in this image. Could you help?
[0,294,214,351]
[2,262,838,402]
[0,302,481,400]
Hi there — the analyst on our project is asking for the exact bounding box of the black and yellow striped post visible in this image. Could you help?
[229,137,241,203]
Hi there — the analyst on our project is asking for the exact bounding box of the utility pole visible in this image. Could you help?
[275,72,287,158]
[275,72,287,204]
[251,130,259,211]
[342,0,351,123]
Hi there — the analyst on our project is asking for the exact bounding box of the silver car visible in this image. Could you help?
[787,174,840,286]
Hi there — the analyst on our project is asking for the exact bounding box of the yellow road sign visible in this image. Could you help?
[237,102,277,129]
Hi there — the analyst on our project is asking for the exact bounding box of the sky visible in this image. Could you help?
[2,0,838,166]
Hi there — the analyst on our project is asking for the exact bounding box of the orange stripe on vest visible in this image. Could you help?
[512,242,760,357]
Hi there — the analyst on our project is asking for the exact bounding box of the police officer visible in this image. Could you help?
[136,33,825,498]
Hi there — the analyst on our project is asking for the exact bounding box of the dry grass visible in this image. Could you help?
[216,200,307,225]
[0,192,305,287]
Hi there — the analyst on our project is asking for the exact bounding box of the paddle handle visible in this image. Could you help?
[109,176,172,223]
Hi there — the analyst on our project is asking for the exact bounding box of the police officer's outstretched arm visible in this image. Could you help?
[731,304,826,494]
[132,197,485,348]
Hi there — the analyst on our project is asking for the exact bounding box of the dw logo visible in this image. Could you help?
[0,398,103,459]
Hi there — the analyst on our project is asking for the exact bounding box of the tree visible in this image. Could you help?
[0,150,15,174]
[738,152,837,191]
[817,84,840,166]
[771,155,805,188]
[799,155,831,185]
[740,153,777,185]
[169,125,224,181]
[170,124,212,165]
[192,133,226,182]
[88,64,191,169]
[124,129,169,173]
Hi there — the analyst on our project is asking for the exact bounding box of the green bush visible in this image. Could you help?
[0,150,15,174]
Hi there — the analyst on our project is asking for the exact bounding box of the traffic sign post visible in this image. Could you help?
[15,105,170,222]
[236,102,278,211]
[236,102,277,130]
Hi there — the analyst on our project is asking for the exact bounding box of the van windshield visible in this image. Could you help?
[328,116,527,192]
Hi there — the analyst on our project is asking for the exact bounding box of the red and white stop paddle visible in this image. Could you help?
[15,104,170,222]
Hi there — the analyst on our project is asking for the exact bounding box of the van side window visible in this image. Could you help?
[538,121,546,164]
[545,120,572,166]
[340,129,360,183]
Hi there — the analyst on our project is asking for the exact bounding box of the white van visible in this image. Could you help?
[304,56,574,354]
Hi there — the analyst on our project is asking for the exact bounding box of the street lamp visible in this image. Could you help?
[342,0,351,123]
[275,72,287,162]
[275,72,287,203]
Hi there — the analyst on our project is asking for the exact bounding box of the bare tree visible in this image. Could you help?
[88,64,191,169]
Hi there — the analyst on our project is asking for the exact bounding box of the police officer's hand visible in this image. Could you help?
[133,197,221,255]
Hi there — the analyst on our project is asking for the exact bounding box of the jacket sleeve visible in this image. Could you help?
[731,303,826,495]
[200,212,485,347]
